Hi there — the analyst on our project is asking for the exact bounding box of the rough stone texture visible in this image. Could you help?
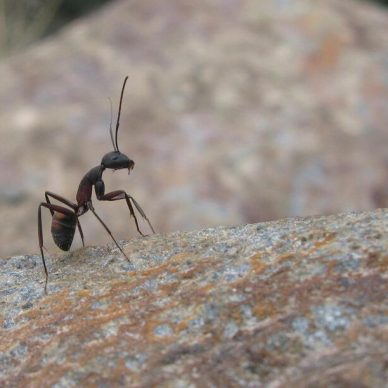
[0,0,388,257]
[1,209,387,387]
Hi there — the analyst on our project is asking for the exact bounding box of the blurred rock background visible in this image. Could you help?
[0,0,387,257]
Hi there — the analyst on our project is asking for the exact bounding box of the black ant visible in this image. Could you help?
[38,76,154,293]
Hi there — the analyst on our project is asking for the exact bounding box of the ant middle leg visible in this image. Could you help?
[86,201,131,263]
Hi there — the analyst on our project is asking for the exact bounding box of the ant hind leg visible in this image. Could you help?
[44,191,85,247]
[38,202,78,294]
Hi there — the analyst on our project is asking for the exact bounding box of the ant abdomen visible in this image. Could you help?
[51,212,77,251]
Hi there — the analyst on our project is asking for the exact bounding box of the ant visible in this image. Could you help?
[38,76,154,293]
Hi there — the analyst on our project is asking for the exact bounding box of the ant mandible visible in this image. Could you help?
[38,76,155,293]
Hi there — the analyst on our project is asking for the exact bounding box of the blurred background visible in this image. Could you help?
[0,0,387,258]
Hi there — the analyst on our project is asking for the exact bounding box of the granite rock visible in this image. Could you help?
[0,0,388,257]
[0,209,387,386]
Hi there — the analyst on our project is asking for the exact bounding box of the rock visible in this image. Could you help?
[0,0,388,257]
[0,209,387,386]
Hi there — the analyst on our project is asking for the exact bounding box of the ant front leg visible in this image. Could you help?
[44,191,85,247]
[38,202,78,294]
[95,186,155,236]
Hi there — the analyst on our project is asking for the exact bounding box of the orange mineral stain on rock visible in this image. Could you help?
[250,253,267,274]
[253,303,279,319]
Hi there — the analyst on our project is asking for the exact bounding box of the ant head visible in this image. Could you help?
[103,76,135,173]
[101,151,134,171]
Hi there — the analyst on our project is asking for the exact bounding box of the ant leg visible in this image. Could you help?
[38,202,78,294]
[97,190,155,235]
[129,195,155,234]
[38,204,49,294]
[45,191,77,211]
[77,219,85,247]
[87,202,131,263]
[45,191,85,246]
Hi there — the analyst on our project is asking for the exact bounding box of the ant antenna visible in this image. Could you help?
[108,97,117,151]
[115,76,129,153]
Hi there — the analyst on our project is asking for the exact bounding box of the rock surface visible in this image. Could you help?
[0,0,388,257]
[1,209,387,386]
